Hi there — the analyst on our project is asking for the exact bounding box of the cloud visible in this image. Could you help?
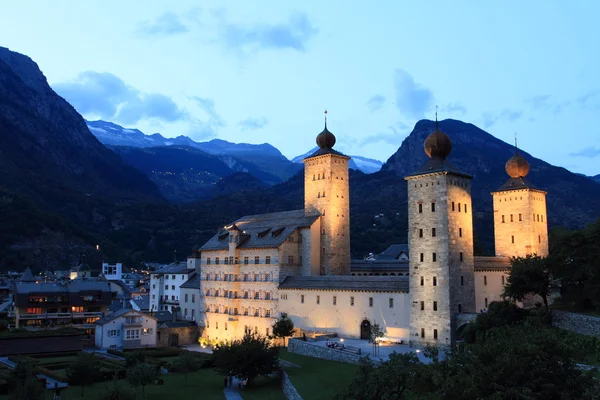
[482,109,523,128]
[136,12,190,36]
[570,146,600,158]
[359,122,409,146]
[525,94,568,114]
[220,12,317,53]
[192,97,224,126]
[441,103,467,115]
[238,117,268,131]
[366,95,386,112]
[53,71,187,124]
[393,69,434,119]
[185,96,226,140]
[578,89,600,110]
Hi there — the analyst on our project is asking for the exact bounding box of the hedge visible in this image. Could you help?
[34,366,67,382]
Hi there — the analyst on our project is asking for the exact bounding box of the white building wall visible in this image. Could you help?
[279,289,410,342]
[95,312,158,349]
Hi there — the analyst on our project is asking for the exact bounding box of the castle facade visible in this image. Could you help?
[180,118,548,346]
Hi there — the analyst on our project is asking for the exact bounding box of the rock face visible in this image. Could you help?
[0,47,163,207]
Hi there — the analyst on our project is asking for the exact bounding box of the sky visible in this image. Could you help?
[1,1,599,175]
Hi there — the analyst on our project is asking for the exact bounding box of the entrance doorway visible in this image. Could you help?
[360,319,371,340]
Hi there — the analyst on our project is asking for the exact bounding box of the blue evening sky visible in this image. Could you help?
[1,1,599,175]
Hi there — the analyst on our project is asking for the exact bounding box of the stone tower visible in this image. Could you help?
[405,121,476,347]
[491,148,548,257]
[303,114,351,275]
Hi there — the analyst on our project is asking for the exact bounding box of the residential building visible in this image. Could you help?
[149,262,195,313]
[94,308,157,349]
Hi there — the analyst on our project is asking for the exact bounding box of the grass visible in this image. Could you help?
[279,348,358,400]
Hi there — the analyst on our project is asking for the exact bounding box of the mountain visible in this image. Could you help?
[292,147,383,174]
[87,120,302,183]
[593,174,600,184]
[0,46,164,270]
[186,119,600,258]
[109,145,277,203]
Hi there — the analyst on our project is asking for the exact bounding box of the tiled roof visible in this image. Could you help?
[131,294,150,310]
[181,272,200,289]
[474,256,511,271]
[153,262,189,275]
[405,157,471,179]
[278,276,409,293]
[200,209,319,251]
[158,320,197,328]
[96,308,155,326]
[303,147,350,160]
[16,280,111,294]
[351,260,409,272]
[492,177,545,193]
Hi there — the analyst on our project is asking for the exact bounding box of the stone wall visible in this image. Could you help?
[288,338,362,365]
[281,370,303,400]
[157,326,201,347]
[552,310,600,337]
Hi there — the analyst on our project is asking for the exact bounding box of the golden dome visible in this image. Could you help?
[424,128,452,159]
[505,153,530,178]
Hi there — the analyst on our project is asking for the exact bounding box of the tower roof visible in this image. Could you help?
[304,111,349,160]
[20,267,35,283]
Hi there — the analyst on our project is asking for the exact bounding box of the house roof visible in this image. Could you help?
[149,310,173,322]
[95,308,156,326]
[474,256,511,271]
[405,157,471,179]
[130,294,150,310]
[351,260,409,272]
[158,320,197,328]
[278,276,409,293]
[20,267,36,283]
[153,262,189,275]
[376,244,409,260]
[200,209,320,251]
[16,280,111,294]
[181,272,200,289]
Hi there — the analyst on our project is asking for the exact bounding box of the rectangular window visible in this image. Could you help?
[460,252,463,262]
[108,330,119,337]
[369,297,373,307]
[502,215,505,223]
[432,228,436,237]
[452,201,455,211]
[266,328,270,336]
[216,322,218,330]
[389,298,394,308]
[431,202,436,212]
[485,298,488,308]
[420,301,424,311]
[420,276,424,286]
[519,213,522,222]
[350,296,355,306]
[301,295,305,304]
[433,301,438,311]
[459,228,463,237]
[171,285,175,290]
[421,328,425,338]
[166,275,169,280]
[433,329,438,340]
[502,275,505,285]
[458,203,461,212]
[418,203,423,213]
[433,276,437,286]
[484,276,487,285]
[432,253,437,262]
[461,276,464,286]
[541,215,544,222]
[316,295,320,305]
[207,258,211,265]
[191,309,195,319]
[244,256,249,264]
[538,235,541,243]
[510,214,514,222]
[333,296,337,306]
[465,204,468,213]
[511,235,515,244]
[184,294,188,302]
[164,285,168,290]
[419,229,423,238]
[192,294,196,303]
[420,253,424,262]
[266,256,271,265]
[215,257,220,265]
[458,304,462,313]
[288,256,294,265]
[255,256,259,264]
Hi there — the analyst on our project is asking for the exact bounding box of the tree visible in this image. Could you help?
[461,300,528,343]
[172,350,202,387]
[9,361,44,400]
[125,350,146,368]
[212,332,279,386]
[503,254,552,313]
[96,377,137,400]
[67,352,100,397]
[272,313,295,340]
[127,362,160,397]
[368,323,385,357]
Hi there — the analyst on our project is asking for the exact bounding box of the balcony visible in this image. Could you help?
[160,299,180,306]
[72,312,104,318]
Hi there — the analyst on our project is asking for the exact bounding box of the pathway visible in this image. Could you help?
[223,376,244,400]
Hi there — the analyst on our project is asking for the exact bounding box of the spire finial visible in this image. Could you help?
[324,109,328,129]
[435,105,439,130]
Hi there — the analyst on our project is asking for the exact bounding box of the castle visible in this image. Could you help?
[177,117,548,347]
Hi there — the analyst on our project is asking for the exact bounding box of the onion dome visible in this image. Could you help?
[316,124,336,149]
[505,153,530,178]
[424,124,452,159]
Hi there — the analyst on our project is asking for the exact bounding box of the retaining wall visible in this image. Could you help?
[281,370,303,400]
[552,310,600,338]
[288,338,363,365]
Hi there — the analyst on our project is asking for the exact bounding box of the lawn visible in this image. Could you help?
[279,349,358,400]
